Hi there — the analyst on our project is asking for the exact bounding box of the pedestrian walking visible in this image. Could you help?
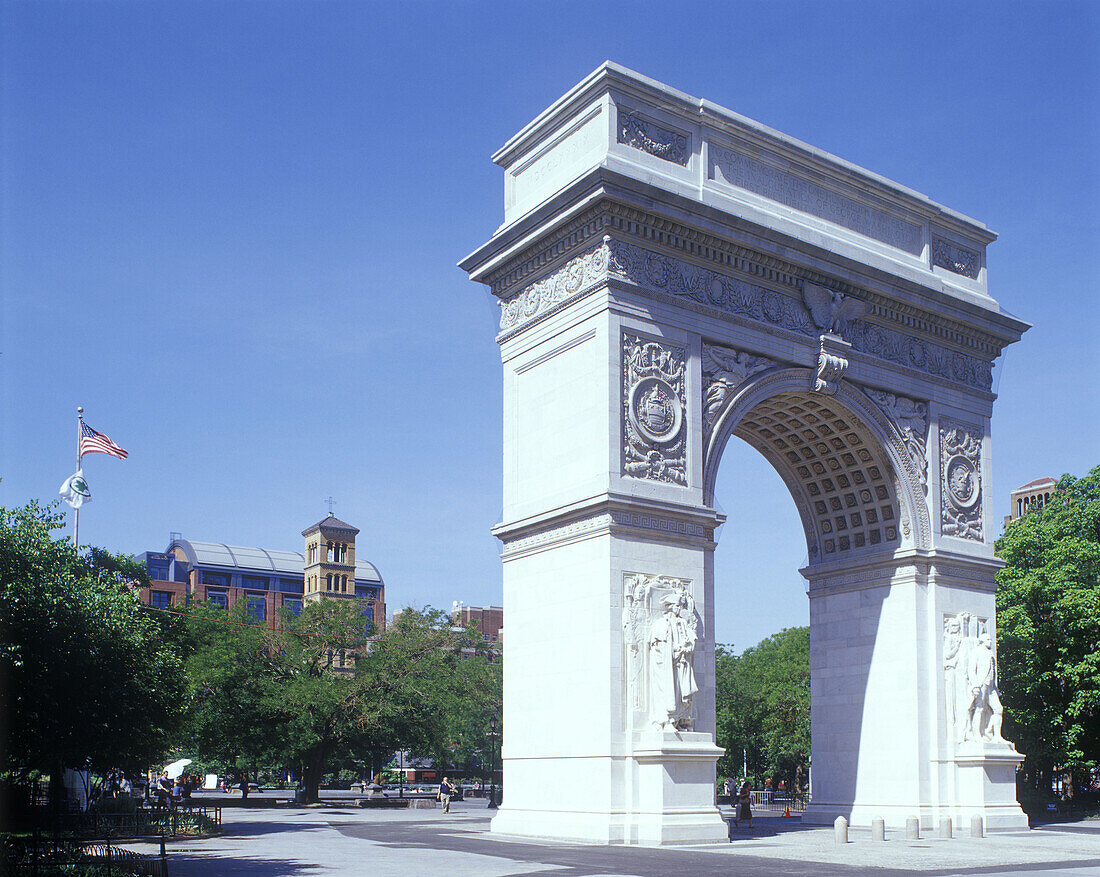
[438,777,456,813]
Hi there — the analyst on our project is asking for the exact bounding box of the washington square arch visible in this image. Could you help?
[460,64,1030,845]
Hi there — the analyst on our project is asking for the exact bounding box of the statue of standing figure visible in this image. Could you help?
[649,591,699,731]
[944,612,1005,744]
[966,632,1004,742]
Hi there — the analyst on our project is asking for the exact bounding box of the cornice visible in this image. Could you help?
[486,196,1016,365]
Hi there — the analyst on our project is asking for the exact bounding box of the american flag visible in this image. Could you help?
[80,421,128,460]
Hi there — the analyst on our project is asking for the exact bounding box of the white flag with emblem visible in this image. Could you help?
[59,468,92,509]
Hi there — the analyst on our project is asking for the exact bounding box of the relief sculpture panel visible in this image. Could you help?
[623,573,699,732]
[943,612,1005,744]
[622,334,687,485]
[940,419,984,540]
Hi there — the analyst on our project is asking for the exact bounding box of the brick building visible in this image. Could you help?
[1002,476,1057,531]
[137,514,385,633]
[451,602,503,644]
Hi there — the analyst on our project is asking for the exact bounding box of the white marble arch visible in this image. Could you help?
[460,63,1030,845]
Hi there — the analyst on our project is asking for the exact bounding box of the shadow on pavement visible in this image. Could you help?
[724,816,820,841]
[169,854,320,876]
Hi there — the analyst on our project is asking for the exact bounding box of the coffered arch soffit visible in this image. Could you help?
[703,368,931,566]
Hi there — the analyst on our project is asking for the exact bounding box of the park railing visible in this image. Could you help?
[748,790,808,813]
[2,832,169,876]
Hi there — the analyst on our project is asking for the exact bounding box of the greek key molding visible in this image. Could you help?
[863,389,929,494]
[499,510,712,555]
[932,238,980,279]
[940,419,984,541]
[701,343,777,437]
[710,143,924,254]
[810,562,919,590]
[618,113,690,166]
[622,334,687,485]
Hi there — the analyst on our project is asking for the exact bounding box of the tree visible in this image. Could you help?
[995,466,1100,801]
[0,501,186,808]
[179,600,487,803]
[715,627,810,793]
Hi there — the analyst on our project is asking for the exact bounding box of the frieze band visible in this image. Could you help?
[497,236,994,391]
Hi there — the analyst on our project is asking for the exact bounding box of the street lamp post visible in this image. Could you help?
[487,717,499,809]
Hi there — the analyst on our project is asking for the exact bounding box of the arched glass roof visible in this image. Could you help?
[168,539,382,583]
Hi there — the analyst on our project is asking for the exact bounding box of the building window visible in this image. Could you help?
[283,597,302,616]
[202,572,230,588]
[242,576,268,591]
[246,594,266,622]
[207,590,228,610]
[149,591,172,609]
[326,574,333,591]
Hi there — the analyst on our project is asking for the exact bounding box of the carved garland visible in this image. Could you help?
[940,419,984,541]
[622,334,687,485]
[617,115,690,166]
[932,239,980,279]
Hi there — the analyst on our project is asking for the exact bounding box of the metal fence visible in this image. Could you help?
[74,803,221,839]
[2,834,169,876]
[749,790,808,813]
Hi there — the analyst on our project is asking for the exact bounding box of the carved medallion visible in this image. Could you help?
[630,378,682,444]
[622,335,687,485]
[940,419,983,540]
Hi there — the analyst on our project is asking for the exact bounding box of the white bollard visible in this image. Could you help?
[970,815,984,838]
[906,817,920,840]
[938,817,953,839]
[871,816,885,841]
[834,815,848,844]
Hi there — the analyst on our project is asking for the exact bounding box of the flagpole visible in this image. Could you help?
[74,406,84,549]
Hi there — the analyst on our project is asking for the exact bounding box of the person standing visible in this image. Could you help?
[438,777,455,813]
[733,780,753,829]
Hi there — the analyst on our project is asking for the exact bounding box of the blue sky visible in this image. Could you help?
[2,1,1097,650]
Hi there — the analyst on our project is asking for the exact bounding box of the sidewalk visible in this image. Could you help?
[125,801,1100,876]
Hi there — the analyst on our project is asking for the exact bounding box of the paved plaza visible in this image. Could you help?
[127,802,1100,876]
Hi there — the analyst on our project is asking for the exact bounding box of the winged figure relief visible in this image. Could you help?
[802,282,871,337]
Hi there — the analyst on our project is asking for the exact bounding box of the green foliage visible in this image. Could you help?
[0,502,186,786]
[995,465,1100,798]
[715,626,810,792]
[178,600,501,801]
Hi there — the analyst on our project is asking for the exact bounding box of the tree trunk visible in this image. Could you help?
[301,744,330,804]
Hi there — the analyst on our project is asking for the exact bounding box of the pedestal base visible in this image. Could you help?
[952,740,1029,831]
[802,740,1029,832]
[488,731,728,846]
